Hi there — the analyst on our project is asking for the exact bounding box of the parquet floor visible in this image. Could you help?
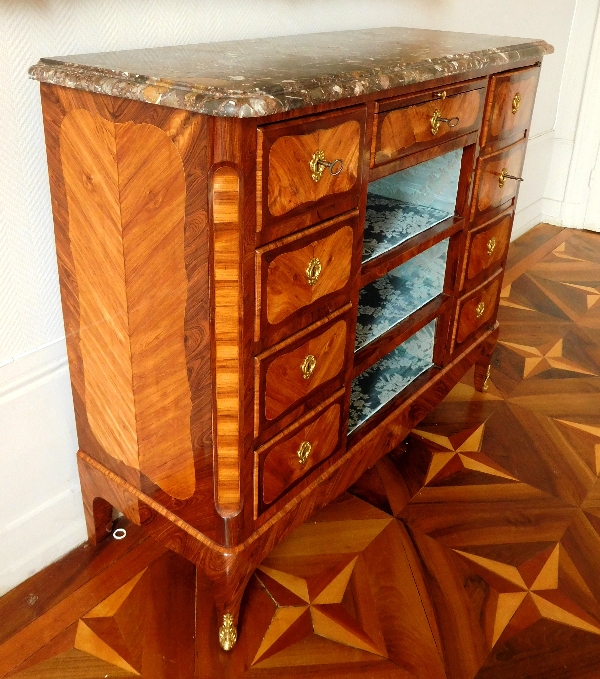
[2,224,600,679]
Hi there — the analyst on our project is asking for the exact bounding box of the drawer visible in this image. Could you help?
[255,213,357,347]
[255,395,344,514]
[452,270,502,352]
[462,211,513,289]
[254,308,352,440]
[257,107,366,240]
[481,66,540,151]
[373,81,486,166]
[471,139,526,224]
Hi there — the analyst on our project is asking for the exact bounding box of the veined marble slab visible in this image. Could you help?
[29,27,553,118]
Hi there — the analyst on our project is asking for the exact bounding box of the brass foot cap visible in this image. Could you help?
[219,613,237,651]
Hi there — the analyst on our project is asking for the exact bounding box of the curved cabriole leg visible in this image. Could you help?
[474,356,493,392]
[206,561,257,651]
[475,363,492,392]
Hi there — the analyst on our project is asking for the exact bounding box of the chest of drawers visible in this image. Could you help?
[30,27,552,651]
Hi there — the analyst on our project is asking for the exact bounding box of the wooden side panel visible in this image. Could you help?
[116,122,195,501]
[60,109,197,499]
[266,225,353,325]
[212,166,242,515]
[60,109,139,471]
[267,120,360,217]
[375,88,485,165]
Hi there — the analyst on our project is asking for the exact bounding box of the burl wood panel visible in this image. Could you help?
[264,319,347,421]
[60,108,195,500]
[265,224,354,326]
[256,107,366,242]
[481,66,541,151]
[374,87,485,165]
[267,120,360,217]
[212,166,242,516]
[465,211,514,285]
[257,400,343,509]
[471,139,527,223]
[455,274,502,346]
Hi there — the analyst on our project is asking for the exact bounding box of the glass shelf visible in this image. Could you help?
[355,239,449,351]
[363,148,462,264]
[348,320,436,433]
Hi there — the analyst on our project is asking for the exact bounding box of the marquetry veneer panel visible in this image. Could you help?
[481,65,541,152]
[60,108,195,501]
[373,80,486,166]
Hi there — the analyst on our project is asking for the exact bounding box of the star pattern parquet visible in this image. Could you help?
[1,225,600,679]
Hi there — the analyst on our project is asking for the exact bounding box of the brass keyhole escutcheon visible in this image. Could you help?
[431,109,460,136]
[297,441,312,465]
[305,257,322,286]
[487,237,497,256]
[499,168,524,189]
[512,92,522,114]
[309,149,344,182]
[476,301,486,319]
[301,354,317,380]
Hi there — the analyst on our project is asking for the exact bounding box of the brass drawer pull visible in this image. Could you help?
[512,93,522,114]
[305,257,322,286]
[301,354,317,380]
[310,149,344,182]
[487,237,497,255]
[431,109,460,136]
[297,440,312,465]
[476,301,486,318]
[499,168,524,188]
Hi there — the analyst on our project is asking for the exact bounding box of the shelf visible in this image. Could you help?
[362,194,453,264]
[348,320,436,433]
[355,239,449,351]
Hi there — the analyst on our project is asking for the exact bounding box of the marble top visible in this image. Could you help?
[29,27,553,118]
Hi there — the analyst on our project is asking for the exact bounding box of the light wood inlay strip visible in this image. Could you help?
[212,166,242,515]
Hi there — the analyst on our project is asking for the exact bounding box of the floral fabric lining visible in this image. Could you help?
[362,194,452,263]
[355,239,449,350]
[348,320,436,432]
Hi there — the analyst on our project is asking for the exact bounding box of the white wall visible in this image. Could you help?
[0,0,578,595]
[542,0,600,230]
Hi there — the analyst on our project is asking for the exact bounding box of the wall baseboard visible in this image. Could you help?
[0,488,87,596]
[0,339,87,597]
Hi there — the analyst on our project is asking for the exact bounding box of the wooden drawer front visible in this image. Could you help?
[454,272,502,348]
[255,309,351,439]
[256,214,356,346]
[464,211,513,287]
[373,86,485,166]
[257,399,343,511]
[481,67,540,151]
[471,140,526,224]
[258,107,365,238]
